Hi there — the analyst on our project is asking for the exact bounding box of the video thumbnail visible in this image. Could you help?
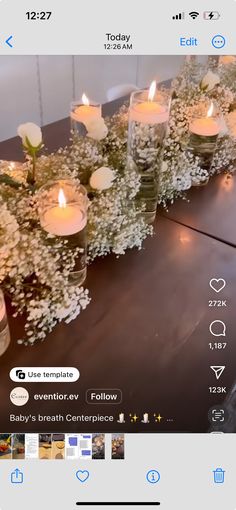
[0,55,236,433]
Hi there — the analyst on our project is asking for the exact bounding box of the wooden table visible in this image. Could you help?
[162,173,236,247]
[0,99,235,433]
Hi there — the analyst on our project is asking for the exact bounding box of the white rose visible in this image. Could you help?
[200,71,220,91]
[90,167,115,191]
[85,118,108,141]
[17,122,42,148]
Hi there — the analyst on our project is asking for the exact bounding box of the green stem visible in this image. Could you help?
[32,151,36,182]
[27,150,37,185]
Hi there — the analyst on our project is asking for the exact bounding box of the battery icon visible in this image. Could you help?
[204,11,221,20]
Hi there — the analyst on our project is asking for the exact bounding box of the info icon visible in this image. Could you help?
[146,470,160,484]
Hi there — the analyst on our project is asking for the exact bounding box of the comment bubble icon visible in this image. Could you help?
[209,320,226,337]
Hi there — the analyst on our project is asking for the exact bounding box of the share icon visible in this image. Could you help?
[210,366,225,380]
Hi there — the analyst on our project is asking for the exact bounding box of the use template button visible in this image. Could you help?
[86,389,122,404]
[10,367,80,382]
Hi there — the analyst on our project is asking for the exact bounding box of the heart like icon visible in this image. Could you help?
[209,278,226,293]
[76,470,90,483]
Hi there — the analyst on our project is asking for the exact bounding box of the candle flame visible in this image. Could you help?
[148,80,157,102]
[58,188,67,208]
[207,102,214,118]
[82,93,89,106]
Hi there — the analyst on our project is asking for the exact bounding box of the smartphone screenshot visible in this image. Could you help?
[0,0,236,508]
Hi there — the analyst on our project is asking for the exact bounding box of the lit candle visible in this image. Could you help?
[187,101,221,179]
[71,93,101,125]
[41,188,86,236]
[39,180,88,285]
[130,81,169,125]
[189,102,220,137]
[128,81,170,224]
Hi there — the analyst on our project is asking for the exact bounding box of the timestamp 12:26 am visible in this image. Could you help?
[104,43,133,50]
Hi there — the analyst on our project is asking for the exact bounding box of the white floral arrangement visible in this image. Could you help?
[159,62,236,202]
[0,114,151,345]
[1,57,236,346]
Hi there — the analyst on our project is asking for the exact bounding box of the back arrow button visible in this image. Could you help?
[6,36,13,48]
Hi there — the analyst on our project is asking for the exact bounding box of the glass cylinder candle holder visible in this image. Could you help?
[38,179,88,286]
[0,290,11,356]
[70,94,101,136]
[127,82,170,224]
[187,101,221,183]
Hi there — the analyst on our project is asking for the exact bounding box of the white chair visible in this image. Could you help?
[106,83,139,102]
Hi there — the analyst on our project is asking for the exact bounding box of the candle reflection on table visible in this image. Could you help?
[220,173,234,192]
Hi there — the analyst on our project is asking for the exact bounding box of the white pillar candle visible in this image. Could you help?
[71,93,101,125]
[130,81,169,125]
[41,188,86,236]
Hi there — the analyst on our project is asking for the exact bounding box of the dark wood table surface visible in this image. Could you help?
[162,173,236,247]
[0,98,235,433]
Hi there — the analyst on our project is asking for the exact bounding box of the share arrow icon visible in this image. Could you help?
[210,366,226,380]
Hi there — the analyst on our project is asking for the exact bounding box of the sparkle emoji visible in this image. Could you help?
[129,414,139,423]
[154,413,163,423]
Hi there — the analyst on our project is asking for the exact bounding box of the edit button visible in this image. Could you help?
[180,37,198,47]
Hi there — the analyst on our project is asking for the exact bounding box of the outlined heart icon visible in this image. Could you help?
[209,278,226,293]
[76,470,90,483]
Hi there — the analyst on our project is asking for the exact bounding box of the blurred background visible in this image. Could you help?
[0,55,208,142]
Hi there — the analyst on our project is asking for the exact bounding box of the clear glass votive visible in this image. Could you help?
[70,95,101,136]
[0,290,11,356]
[187,101,221,181]
[38,179,88,286]
[127,85,170,224]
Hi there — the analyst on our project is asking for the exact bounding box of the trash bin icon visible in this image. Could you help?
[213,468,225,484]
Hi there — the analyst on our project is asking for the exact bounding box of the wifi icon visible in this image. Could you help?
[189,11,200,19]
